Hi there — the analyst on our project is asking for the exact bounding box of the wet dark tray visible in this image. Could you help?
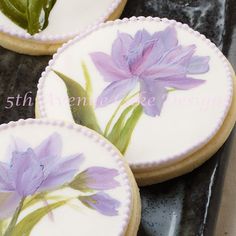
[0,0,236,235]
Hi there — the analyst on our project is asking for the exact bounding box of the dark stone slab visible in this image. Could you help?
[122,0,227,48]
[0,0,235,235]
[0,52,50,123]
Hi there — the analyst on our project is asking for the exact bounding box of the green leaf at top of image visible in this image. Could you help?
[26,0,57,35]
[10,200,67,236]
[54,70,102,134]
[107,104,143,154]
[0,0,57,35]
[42,0,57,31]
[0,0,28,29]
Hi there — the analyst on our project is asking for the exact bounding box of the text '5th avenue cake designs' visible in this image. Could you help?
[0,0,127,55]
[37,17,236,186]
[0,119,140,236]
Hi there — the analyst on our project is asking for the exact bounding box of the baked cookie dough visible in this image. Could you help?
[0,0,127,55]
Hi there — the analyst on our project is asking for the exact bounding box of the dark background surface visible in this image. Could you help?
[0,0,236,235]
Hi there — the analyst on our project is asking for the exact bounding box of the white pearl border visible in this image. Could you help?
[0,0,124,43]
[37,16,234,171]
[0,118,132,236]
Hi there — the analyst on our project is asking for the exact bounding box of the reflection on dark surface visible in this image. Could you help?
[0,0,235,235]
[138,181,184,236]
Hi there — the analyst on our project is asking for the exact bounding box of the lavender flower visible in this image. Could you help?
[69,167,121,216]
[70,167,120,192]
[91,27,210,116]
[79,192,120,216]
[0,133,83,220]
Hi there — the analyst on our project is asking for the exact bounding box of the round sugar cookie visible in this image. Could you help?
[36,17,236,186]
[0,0,127,55]
[0,119,140,236]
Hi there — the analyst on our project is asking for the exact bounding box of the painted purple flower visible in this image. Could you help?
[70,167,120,192]
[79,192,120,216]
[0,133,83,220]
[91,26,210,116]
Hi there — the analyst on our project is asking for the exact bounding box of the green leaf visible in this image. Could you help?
[0,0,56,35]
[104,91,139,137]
[0,220,6,236]
[81,62,93,97]
[107,104,143,154]
[0,222,2,236]
[26,0,57,35]
[107,104,137,145]
[11,0,26,13]
[0,0,28,29]
[23,193,66,210]
[54,70,102,134]
[10,200,67,236]
[42,0,57,30]
[116,105,143,154]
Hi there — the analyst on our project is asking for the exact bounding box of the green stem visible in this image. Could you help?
[104,92,139,137]
[0,221,4,236]
[22,193,46,210]
[4,198,25,236]
[168,88,176,93]
[104,88,176,136]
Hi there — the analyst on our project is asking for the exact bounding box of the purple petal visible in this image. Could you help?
[187,56,210,74]
[111,32,133,71]
[132,36,165,75]
[34,133,62,161]
[90,52,131,82]
[0,191,21,220]
[79,192,120,216]
[10,149,44,197]
[96,79,137,107]
[159,26,178,50]
[157,76,205,90]
[5,137,30,161]
[70,167,120,192]
[142,64,186,80]
[12,137,30,152]
[130,29,152,48]
[140,80,168,116]
[0,162,13,191]
[128,30,153,72]
[161,45,196,67]
[39,154,84,192]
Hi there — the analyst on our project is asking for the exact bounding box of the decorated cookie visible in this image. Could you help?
[0,0,127,55]
[0,119,140,236]
[36,17,236,186]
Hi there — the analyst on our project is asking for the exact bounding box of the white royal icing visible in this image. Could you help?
[37,17,233,171]
[0,119,132,236]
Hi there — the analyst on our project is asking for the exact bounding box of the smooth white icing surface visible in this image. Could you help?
[0,0,120,42]
[37,18,233,170]
[0,119,131,236]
